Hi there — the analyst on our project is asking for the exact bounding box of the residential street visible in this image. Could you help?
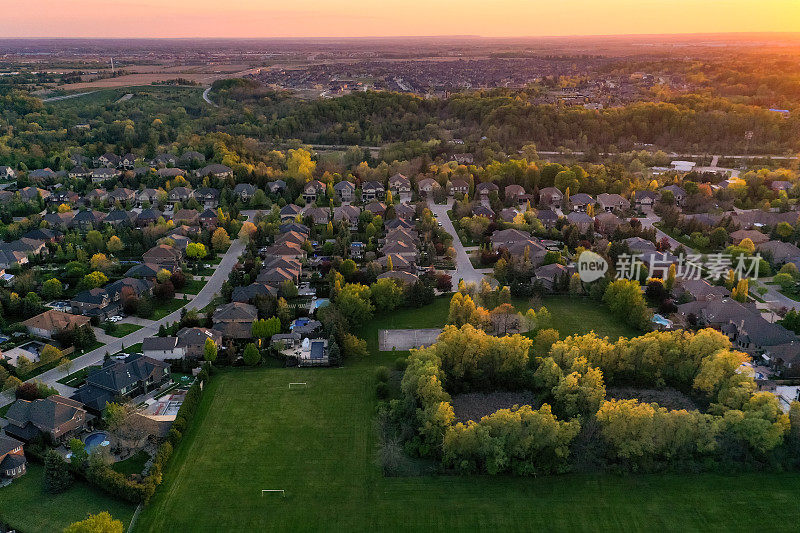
[427,199,490,289]
[0,236,247,406]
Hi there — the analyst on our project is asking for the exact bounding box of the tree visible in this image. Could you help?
[212,227,230,251]
[732,278,749,302]
[82,271,108,290]
[43,449,73,493]
[41,278,64,300]
[86,230,104,253]
[243,343,261,365]
[204,337,218,363]
[336,283,374,325]
[328,337,341,366]
[39,344,63,364]
[107,235,124,254]
[64,512,124,533]
[370,278,404,312]
[280,280,298,299]
[186,242,208,260]
[238,221,257,242]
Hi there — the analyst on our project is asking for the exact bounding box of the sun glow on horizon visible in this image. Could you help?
[3,0,800,38]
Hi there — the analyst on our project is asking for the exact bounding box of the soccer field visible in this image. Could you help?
[135,362,800,532]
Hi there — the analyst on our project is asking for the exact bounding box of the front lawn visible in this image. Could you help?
[0,463,135,533]
[136,363,800,532]
[150,298,187,321]
[181,279,206,295]
[105,323,143,338]
[56,365,101,387]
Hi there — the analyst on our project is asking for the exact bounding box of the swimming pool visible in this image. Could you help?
[651,314,673,329]
[84,432,110,452]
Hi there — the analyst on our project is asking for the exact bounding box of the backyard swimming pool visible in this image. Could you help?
[84,432,110,452]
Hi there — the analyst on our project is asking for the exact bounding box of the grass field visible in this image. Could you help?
[181,279,206,295]
[0,463,135,533]
[135,360,800,532]
[112,450,151,477]
[513,295,641,339]
[106,323,143,338]
[151,298,187,321]
[56,364,101,387]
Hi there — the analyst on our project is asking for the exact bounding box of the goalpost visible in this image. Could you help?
[261,489,286,498]
[288,382,308,390]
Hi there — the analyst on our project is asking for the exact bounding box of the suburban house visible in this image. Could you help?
[505,184,526,203]
[472,205,495,219]
[361,181,385,202]
[176,327,223,359]
[168,186,193,206]
[721,315,796,355]
[672,279,731,302]
[199,208,219,228]
[0,434,26,480]
[143,336,185,360]
[567,211,594,232]
[596,193,630,213]
[142,244,183,271]
[388,173,411,196]
[569,193,594,212]
[730,229,769,246]
[538,187,563,207]
[476,182,499,202]
[448,179,469,197]
[280,204,304,222]
[70,210,106,230]
[267,180,287,194]
[104,209,136,227]
[302,180,326,203]
[0,166,16,180]
[490,228,534,249]
[70,288,113,318]
[22,310,90,339]
[595,212,622,233]
[333,180,356,202]
[661,185,687,206]
[365,201,387,217]
[334,205,361,230]
[304,207,331,225]
[234,183,258,202]
[137,188,161,207]
[533,263,574,291]
[90,168,120,183]
[71,354,171,414]
[4,395,89,443]
[151,153,178,167]
[536,209,559,229]
[758,241,800,265]
[212,302,258,340]
[194,187,220,208]
[197,164,233,179]
[173,209,200,226]
[417,178,440,197]
[633,190,659,210]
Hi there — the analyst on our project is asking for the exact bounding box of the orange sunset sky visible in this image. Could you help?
[2,0,800,38]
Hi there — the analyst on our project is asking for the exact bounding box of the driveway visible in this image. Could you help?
[0,235,247,407]
[427,200,489,290]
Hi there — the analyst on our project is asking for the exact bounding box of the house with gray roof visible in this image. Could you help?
[4,395,89,443]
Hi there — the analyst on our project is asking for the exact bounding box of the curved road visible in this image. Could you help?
[202,87,217,107]
[0,236,246,405]
[427,200,489,290]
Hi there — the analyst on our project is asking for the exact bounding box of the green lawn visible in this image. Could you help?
[181,279,206,295]
[56,365,101,387]
[151,298,187,321]
[106,323,143,338]
[0,463,135,533]
[136,360,800,532]
[112,450,151,477]
[513,295,641,339]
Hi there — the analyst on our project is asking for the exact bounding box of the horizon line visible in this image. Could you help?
[3,31,800,41]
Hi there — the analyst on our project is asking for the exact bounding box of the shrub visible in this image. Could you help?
[375,366,390,383]
[376,382,390,400]
[394,357,408,371]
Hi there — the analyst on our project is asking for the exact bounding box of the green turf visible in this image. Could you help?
[112,450,151,477]
[135,362,800,533]
[181,279,206,295]
[0,463,135,533]
[151,298,187,321]
[106,323,143,338]
[56,365,101,387]
[513,295,641,339]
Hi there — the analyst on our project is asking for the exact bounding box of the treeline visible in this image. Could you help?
[388,324,800,476]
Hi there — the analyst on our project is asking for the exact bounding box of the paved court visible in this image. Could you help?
[379,328,443,351]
